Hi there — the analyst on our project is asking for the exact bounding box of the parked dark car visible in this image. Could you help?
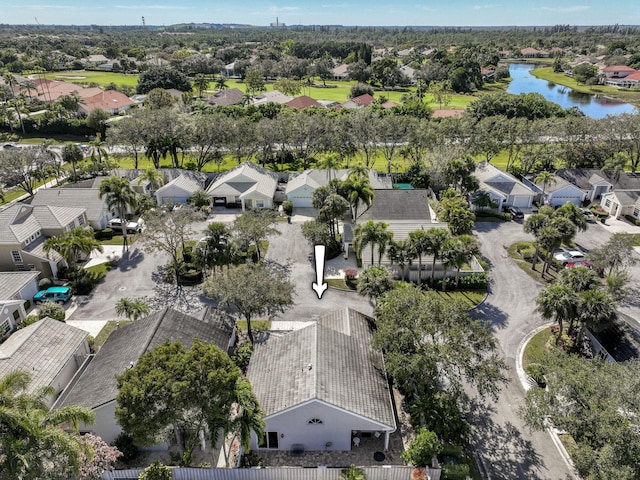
[508,206,524,220]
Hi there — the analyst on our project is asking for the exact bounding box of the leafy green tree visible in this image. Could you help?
[138,461,172,480]
[139,208,201,286]
[193,74,210,98]
[62,143,84,180]
[86,108,109,139]
[244,66,265,95]
[144,88,176,110]
[0,371,96,480]
[401,428,442,467]
[116,339,264,466]
[357,265,394,301]
[436,190,475,236]
[0,146,57,197]
[232,209,280,262]
[349,82,374,98]
[99,176,139,248]
[136,66,192,94]
[204,263,294,344]
[443,156,478,195]
[588,233,637,277]
[115,297,151,321]
[340,465,366,480]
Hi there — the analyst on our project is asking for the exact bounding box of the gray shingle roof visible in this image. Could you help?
[247,308,395,429]
[0,271,39,299]
[155,174,203,196]
[206,88,244,107]
[357,189,431,222]
[0,318,88,396]
[0,205,41,244]
[29,188,107,226]
[206,162,278,199]
[610,189,640,206]
[474,162,535,197]
[58,307,234,409]
[556,168,640,191]
[32,205,86,230]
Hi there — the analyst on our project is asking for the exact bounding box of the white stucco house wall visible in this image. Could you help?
[522,173,587,207]
[247,308,396,452]
[154,174,203,205]
[600,190,640,219]
[0,271,40,333]
[206,162,278,210]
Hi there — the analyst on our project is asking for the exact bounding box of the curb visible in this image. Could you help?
[516,324,578,479]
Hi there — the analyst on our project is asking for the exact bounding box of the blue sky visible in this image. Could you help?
[2,1,639,26]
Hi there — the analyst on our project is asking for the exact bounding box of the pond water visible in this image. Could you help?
[506,63,637,119]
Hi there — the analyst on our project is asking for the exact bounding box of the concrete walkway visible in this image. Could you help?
[597,216,640,234]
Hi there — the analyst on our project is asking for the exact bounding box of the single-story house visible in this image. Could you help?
[247,308,396,452]
[522,173,587,207]
[340,93,375,109]
[206,87,244,107]
[78,90,135,115]
[206,162,278,210]
[286,95,323,110]
[474,162,535,210]
[28,187,110,230]
[332,63,349,81]
[600,190,640,219]
[251,90,293,106]
[0,204,88,278]
[0,318,90,407]
[554,168,640,204]
[154,174,204,206]
[54,307,235,444]
[0,271,40,333]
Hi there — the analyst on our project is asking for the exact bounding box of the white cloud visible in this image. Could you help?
[473,4,501,10]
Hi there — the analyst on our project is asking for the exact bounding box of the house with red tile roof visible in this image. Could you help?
[340,93,375,109]
[286,95,323,110]
[78,90,135,115]
[602,66,640,88]
[602,65,637,79]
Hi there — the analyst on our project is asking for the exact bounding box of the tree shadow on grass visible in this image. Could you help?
[467,397,549,480]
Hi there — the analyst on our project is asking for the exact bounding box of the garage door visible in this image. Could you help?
[290,196,313,208]
[512,196,531,207]
[550,196,582,207]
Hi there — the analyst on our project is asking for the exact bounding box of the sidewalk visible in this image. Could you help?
[596,216,640,234]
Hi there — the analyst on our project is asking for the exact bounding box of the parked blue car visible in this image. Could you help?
[33,286,73,305]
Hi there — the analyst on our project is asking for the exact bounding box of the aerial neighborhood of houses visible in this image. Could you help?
[2,23,640,480]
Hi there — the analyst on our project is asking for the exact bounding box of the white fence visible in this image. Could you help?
[102,466,441,480]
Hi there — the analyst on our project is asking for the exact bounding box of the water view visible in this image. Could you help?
[506,63,637,118]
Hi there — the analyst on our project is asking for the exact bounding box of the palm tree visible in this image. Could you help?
[524,212,550,271]
[536,283,578,337]
[115,297,151,321]
[441,238,465,292]
[3,72,25,133]
[534,171,557,205]
[408,229,429,285]
[425,227,451,286]
[215,76,228,91]
[317,154,342,181]
[354,220,390,267]
[43,227,103,279]
[348,162,369,180]
[193,74,210,98]
[138,166,165,192]
[99,176,138,250]
[0,371,95,480]
[62,143,84,181]
[344,176,374,221]
[578,289,617,334]
[555,202,588,232]
[388,239,413,281]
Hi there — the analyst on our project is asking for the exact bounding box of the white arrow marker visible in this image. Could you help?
[312,244,328,299]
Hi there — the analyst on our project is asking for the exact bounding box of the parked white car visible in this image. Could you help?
[553,250,586,265]
[107,218,144,234]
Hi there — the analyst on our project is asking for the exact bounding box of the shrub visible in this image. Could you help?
[282,200,293,217]
[18,315,40,329]
[112,432,138,462]
[624,214,640,226]
[514,241,536,260]
[474,210,510,221]
[232,342,253,372]
[94,228,113,240]
[456,272,488,289]
[240,451,264,467]
[525,363,547,387]
[442,463,470,480]
[138,461,171,480]
[37,301,66,321]
[38,277,55,289]
[344,269,358,280]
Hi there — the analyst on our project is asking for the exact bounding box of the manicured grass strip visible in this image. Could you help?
[93,320,132,346]
[530,67,637,96]
[432,290,485,308]
[97,234,139,246]
[45,70,140,88]
[522,328,552,369]
[327,278,353,291]
[236,320,271,332]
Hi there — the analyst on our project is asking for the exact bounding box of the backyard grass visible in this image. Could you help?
[84,262,113,282]
[522,327,553,368]
[530,67,640,101]
[97,234,139,246]
[93,320,132,346]
[507,242,558,284]
[236,320,271,332]
[433,290,486,307]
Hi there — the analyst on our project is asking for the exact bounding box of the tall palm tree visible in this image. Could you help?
[344,176,374,221]
[534,171,557,205]
[388,239,413,281]
[408,229,429,285]
[138,166,165,192]
[536,283,577,337]
[317,154,342,181]
[215,76,228,91]
[3,72,25,133]
[354,220,390,267]
[577,289,617,334]
[425,227,451,286]
[441,238,464,292]
[348,162,369,180]
[115,297,151,321]
[43,227,103,279]
[62,143,84,181]
[193,74,210,98]
[99,176,138,249]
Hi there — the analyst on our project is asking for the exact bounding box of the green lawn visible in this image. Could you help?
[530,67,640,99]
[522,328,553,368]
[0,177,58,206]
[433,290,486,308]
[97,234,139,246]
[236,320,271,332]
[93,320,132,346]
[45,70,139,88]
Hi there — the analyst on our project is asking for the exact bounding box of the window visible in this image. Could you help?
[36,231,41,238]
[255,200,265,208]
[16,264,27,271]
[605,199,611,208]
[308,418,323,425]
[28,264,36,271]
[0,319,10,335]
[11,251,22,263]
[12,310,20,321]
[634,207,640,219]
[259,432,279,449]
[78,215,85,226]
